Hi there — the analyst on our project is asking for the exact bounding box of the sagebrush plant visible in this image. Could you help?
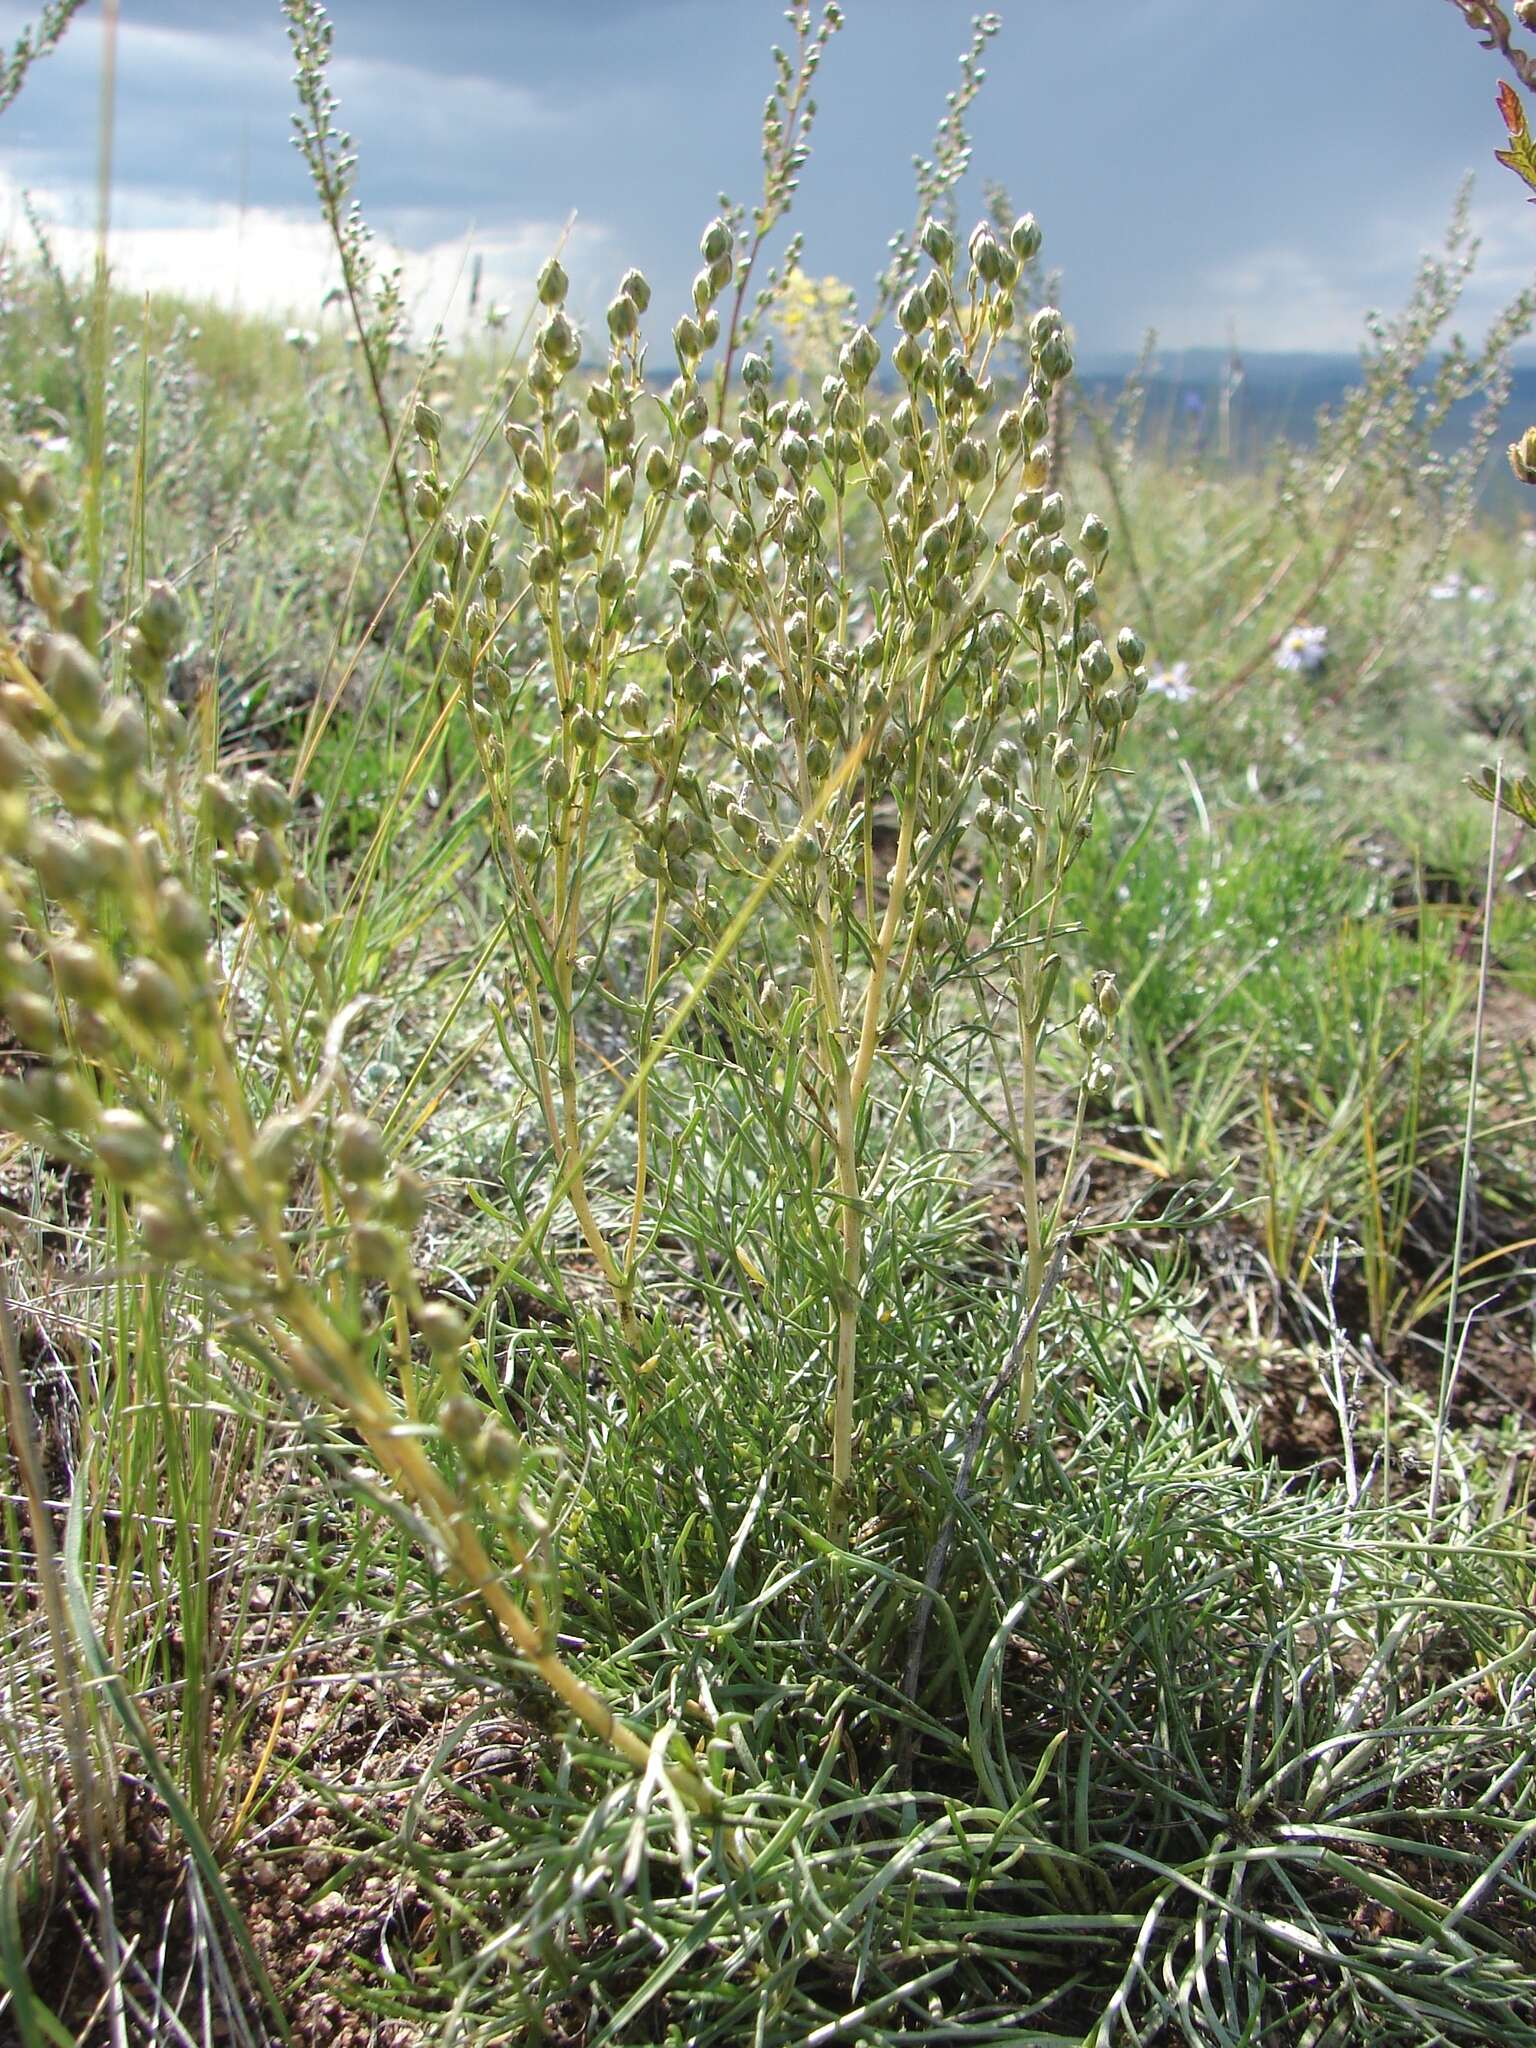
[0,4,1145,1777]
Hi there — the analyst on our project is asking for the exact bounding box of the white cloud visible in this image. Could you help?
[1143,199,1536,354]
[0,167,610,337]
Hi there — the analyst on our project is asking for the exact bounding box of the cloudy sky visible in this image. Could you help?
[2,0,1534,362]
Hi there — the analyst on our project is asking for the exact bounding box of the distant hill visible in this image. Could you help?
[1071,348,1536,507]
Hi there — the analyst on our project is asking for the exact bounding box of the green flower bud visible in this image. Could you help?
[1080,640,1115,688]
[99,698,149,778]
[120,958,185,1030]
[413,401,443,447]
[553,411,580,457]
[607,293,638,341]
[513,822,542,863]
[538,311,582,372]
[20,465,58,529]
[1039,333,1074,383]
[383,1167,429,1230]
[136,581,185,659]
[139,1198,198,1263]
[352,1220,403,1281]
[479,1421,521,1481]
[95,1108,164,1184]
[51,935,113,1003]
[417,1301,468,1357]
[1080,512,1110,557]
[439,1393,483,1445]
[286,873,326,924]
[621,267,651,312]
[897,288,931,340]
[1010,213,1042,262]
[201,774,245,846]
[839,325,880,389]
[155,880,206,958]
[246,771,293,828]
[31,825,90,900]
[921,218,954,268]
[1115,626,1145,671]
[700,216,733,265]
[243,827,286,890]
[5,990,59,1053]
[536,255,568,306]
[968,223,1004,282]
[336,1113,388,1182]
[48,638,102,729]
[1037,492,1066,537]
[673,314,704,365]
[542,754,571,802]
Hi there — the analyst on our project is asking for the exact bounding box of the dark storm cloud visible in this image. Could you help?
[0,1,1531,351]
